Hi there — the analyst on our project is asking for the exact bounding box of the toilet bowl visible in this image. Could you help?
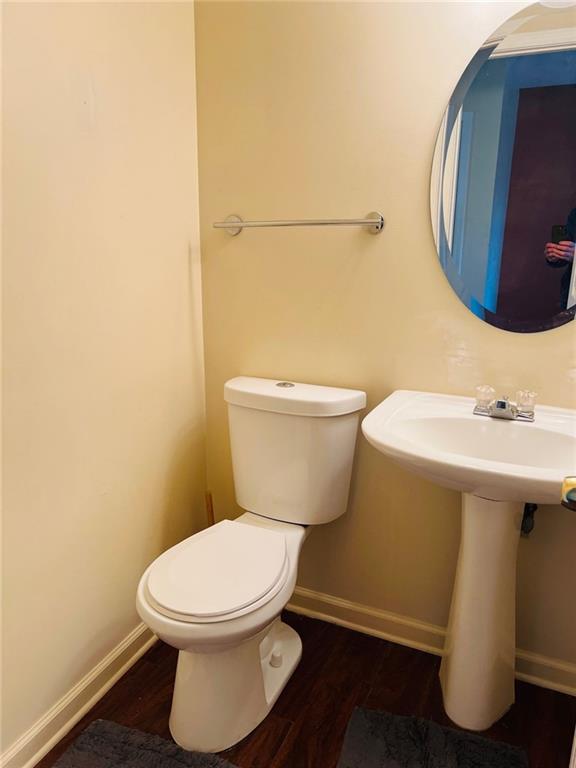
[136,377,366,753]
[137,513,307,752]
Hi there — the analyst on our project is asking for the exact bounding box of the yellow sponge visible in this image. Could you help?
[561,476,576,510]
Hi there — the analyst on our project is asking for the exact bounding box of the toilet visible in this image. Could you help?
[136,376,366,753]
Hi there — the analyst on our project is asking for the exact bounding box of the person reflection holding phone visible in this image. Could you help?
[544,207,576,310]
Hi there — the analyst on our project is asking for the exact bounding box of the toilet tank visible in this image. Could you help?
[224,377,366,525]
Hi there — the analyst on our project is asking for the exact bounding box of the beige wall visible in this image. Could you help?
[2,2,204,751]
[196,1,576,666]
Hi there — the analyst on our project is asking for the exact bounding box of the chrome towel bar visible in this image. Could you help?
[213,212,384,236]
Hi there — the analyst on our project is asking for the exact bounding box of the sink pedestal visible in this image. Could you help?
[440,493,523,731]
[362,390,575,729]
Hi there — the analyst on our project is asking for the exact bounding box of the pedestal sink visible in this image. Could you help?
[362,390,576,731]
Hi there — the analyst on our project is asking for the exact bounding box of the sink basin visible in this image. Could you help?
[362,389,576,732]
[362,390,576,504]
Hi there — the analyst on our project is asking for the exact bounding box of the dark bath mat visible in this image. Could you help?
[337,708,528,768]
[54,720,236,768]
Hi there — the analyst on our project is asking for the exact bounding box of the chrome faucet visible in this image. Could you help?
[473,386,536,422]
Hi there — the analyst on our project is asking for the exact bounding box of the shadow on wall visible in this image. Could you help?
[157,425,207,560]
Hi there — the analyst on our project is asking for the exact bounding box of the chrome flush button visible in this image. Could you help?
[276,382,295,388]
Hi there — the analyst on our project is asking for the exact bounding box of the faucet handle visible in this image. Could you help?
[475,384,495,408]
[516,390,537,415]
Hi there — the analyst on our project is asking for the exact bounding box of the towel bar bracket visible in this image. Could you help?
[221,215,243,237]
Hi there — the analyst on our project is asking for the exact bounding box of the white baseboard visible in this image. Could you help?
[288,585,446,655]
[515,649,576,697]
[1,623,156,768]
[287,586,576,697]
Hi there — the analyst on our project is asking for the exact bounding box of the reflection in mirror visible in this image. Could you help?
[431,4,576,332]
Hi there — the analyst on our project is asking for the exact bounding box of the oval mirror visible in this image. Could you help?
[431,4,576,332]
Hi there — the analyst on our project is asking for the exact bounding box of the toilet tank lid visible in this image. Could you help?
[224,377,367,417]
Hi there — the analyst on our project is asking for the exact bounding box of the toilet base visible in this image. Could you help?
[169,619,302,752]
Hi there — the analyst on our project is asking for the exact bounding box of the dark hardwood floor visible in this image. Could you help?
[38,611,575,768]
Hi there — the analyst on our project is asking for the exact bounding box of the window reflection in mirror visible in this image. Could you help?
[431,5,576,332]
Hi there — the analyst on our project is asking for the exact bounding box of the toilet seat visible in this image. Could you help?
[144,520,289,624]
